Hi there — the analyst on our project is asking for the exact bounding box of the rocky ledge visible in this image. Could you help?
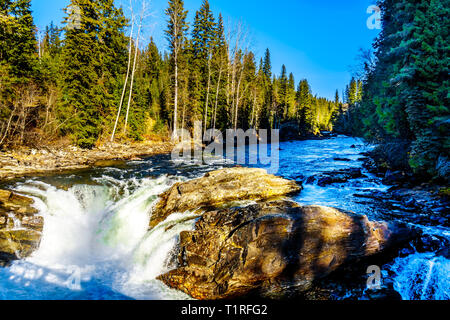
[150,167,302,227]
[0,189,43,266]
[153,168,418,299]
[0,141,173,181]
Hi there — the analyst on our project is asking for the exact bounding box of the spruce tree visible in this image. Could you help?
[190,0,216,127]
[296,79,314,134]
[0,0,38,146]
[60,0,127,148]
[262,48,272,81]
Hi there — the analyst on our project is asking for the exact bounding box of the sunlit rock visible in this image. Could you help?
[150,167,302,227]
[158,200,417,300]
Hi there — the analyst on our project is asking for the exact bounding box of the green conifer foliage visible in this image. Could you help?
[59,0,127,148]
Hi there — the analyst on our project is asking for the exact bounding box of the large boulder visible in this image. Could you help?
[150,167,302,227]
[0,189,43,266]
[158,200,417,300]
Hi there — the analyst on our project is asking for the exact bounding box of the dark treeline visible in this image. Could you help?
[0,0,339,149]
[336,0,449,181]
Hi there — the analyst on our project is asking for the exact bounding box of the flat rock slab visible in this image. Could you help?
[150,167,302,227]
[158,201,417,300]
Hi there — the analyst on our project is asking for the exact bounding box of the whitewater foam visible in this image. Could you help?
[1,174,194,299]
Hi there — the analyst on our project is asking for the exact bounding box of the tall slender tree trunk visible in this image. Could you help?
[173,49,179,139]
[204,51,212,136]
[111,14,134,142]
[44,89,53,128]
[251,89,257,128]
[181,99,186,141]
[0,105,16,146]
[234,64,244,130]
[123,9,143,136]
[213,63,223,132]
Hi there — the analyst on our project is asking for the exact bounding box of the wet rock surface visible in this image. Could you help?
[158,200,417,300]
[0,189,43,266]
[352,186,449,227]
[150,167,302,227]
[306,168,365,186]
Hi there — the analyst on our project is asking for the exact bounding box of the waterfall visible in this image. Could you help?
[0,175,195,300]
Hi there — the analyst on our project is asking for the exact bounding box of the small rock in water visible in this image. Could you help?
[333,158,352,162]
[403,198,417,208]
[383,170,406,185]
[414,234,443,252]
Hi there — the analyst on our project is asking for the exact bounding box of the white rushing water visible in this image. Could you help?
[0,175,196,300]
[390,253,450,300]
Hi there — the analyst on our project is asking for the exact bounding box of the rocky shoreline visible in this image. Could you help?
[0,141,174,181]
[300,151,449,228]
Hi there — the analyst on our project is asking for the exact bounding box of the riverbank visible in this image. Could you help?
[0,140,174,181]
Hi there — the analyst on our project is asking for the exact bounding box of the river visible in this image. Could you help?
[0,136,448,300]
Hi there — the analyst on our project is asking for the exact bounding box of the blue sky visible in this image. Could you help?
[31,0,380,100]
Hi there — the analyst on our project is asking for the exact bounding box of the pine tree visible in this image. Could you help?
[279,64,288,120]
[342,0,449,179]
[335,90,340,106]
[286,72,296,119]
[3,0,37,81]
[356,79,363,102]
[262,48,272,81]
[296,79,314,134]
[0,0,39,146]
[348,77,357,105]
[59,0,127,148]
[190,0,216,129]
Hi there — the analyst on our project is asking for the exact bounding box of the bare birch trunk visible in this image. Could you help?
[234,63,244,130]
[251,89,257,128]
[0,105,16,146]
[204,50,212,136]
[111,7,134,142]
[123,3,145,136]
[213,64,223,132]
